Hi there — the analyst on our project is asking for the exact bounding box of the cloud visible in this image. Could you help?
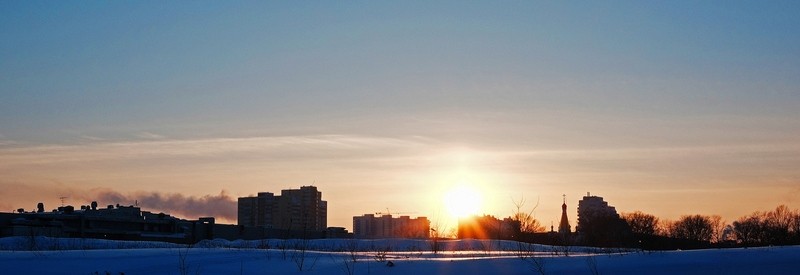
[135,132,166,140]
[80,135,105,141]
[0,134,433,166]
[0,134,16,146]
[94,190,237,222]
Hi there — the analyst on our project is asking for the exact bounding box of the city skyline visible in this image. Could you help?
[2,1,800,231]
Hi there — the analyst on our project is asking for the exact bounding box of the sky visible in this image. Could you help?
[1,1,799,232]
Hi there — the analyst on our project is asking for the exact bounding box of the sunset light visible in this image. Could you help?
[3,1,800,273]
[443,184,482,218]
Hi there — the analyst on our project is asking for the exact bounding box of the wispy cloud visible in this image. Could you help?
[80,135,105,141]
[135,132,166,140]
[1,134,799,226]
[0,134,433,166]
[0,134,15,146]
[0,133,798,172]
[506,143,800,161]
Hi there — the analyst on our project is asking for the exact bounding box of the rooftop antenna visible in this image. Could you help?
[59,196,68,207]
[563,194,566,204]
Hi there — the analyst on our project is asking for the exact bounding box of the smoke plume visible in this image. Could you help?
[95,190,237,222]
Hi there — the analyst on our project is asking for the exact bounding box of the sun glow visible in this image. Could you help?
[443,185,483,218]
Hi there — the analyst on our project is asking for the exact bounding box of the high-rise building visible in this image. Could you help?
[238,186,327,232]
[576,192,619,233]
[238,192,275,228]
[575,192,632,246]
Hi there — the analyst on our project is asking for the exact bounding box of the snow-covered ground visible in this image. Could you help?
[0,237,798,274]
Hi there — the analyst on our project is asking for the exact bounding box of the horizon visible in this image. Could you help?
[2,1,799,232]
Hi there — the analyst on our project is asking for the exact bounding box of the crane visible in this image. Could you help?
[375,208,417,216]
[59,196,68,207]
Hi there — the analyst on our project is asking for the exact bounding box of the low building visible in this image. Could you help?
[325,227,353,239]
[458,215,521,240]
[0,203,213,244]
[353,214,430,239]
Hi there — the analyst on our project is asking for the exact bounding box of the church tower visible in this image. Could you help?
[558,194,571,234]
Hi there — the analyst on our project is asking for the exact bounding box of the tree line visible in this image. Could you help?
[621,205,800,247]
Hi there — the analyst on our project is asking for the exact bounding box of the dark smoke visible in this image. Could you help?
[96,190,237,222]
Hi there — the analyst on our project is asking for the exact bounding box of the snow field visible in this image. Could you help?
[0,237,798,274]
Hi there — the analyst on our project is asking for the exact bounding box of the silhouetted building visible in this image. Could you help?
[558,195,571,234]
[238,192,275,228]
[353,214,430,239]
[0,203,213,244]
[3,193,342,243]
[238,186,327,232]
[458,215,521,240]
[576,193,619,233]
[576,192,631,247]
[325,227,353,239]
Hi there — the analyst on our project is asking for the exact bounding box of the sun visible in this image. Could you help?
[443,185,483,218]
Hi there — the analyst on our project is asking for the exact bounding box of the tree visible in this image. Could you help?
[765,205,793,245]
[709,215,725,243]
[734,205,800,246]
[670,215,714,242]
[657,219,674,237]
[733,213,764,246]
[511,196,545,233]
[621,211,659,235]
[513,212,546,233]
[790,209,800,244]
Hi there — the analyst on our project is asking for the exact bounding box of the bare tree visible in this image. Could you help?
[733,213,764,246]
[670,215,715,242]
[657,219,674,237]
[766,205,793,244]
[333,239,359,275]
[512,196,545,233]
[790,209,800,243]
[585,255,600,275]
[709,215,726,243]
[429,213,449,254]
[527,248,547,275]
[177,244,192,275]
[621,211,659,236]
[291,238,318,271]
[734,205,800,246]
[768,205,794,229]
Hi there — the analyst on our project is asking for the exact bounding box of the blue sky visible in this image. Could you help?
[1,1,799,229]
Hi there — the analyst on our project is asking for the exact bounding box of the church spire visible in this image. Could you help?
[558,194,571,234]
